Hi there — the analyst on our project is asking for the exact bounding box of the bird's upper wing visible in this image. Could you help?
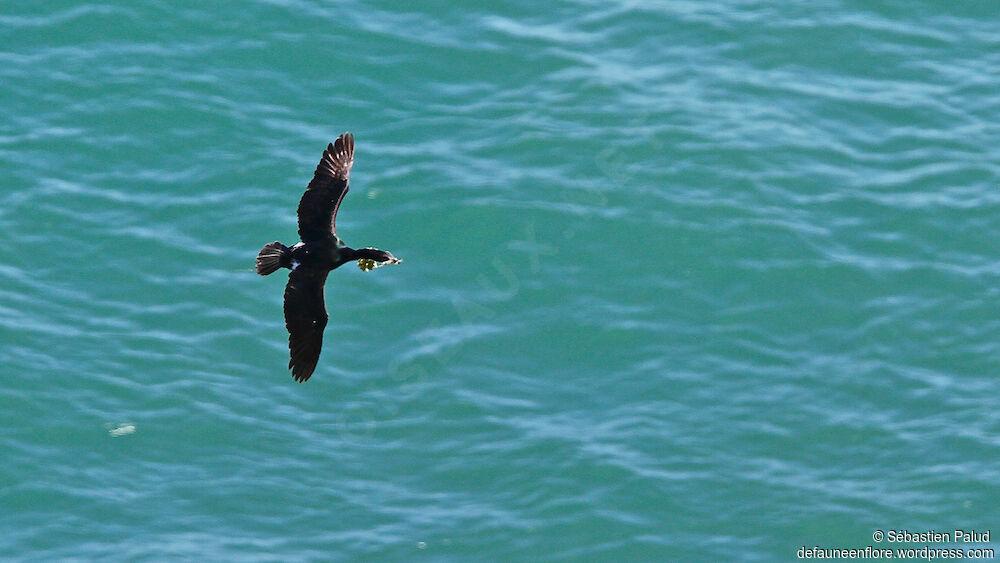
[283,264,331,382]
[297,132,354,242]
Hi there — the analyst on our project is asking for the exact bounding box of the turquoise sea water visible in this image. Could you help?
[2,1,998,560]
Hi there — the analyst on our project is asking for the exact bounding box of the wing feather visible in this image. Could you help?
[296,132,354,241]
[283,265,330,382]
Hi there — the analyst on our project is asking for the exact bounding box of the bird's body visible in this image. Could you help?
[256,133,401,382]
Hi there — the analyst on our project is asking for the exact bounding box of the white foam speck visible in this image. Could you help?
[107,423,136,437]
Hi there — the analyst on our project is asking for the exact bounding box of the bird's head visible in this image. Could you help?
[357,248,402,271]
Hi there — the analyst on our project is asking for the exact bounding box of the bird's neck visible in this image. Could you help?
[344,247,384,262]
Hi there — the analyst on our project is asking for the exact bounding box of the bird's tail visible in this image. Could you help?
[256,242,289,275]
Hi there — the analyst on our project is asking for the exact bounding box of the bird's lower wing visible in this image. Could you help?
[283,266,330,382]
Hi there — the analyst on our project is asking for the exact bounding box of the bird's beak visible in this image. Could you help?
[359,256,403,271]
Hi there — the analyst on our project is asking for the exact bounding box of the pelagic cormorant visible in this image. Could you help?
[255,133,401,382]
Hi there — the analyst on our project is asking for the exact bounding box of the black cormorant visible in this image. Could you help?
[255,133,401,382]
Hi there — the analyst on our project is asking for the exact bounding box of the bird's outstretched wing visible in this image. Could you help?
[297,132,354,242]
[283,264,330,382]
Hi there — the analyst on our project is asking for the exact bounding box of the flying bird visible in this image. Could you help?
[256,133,401,382]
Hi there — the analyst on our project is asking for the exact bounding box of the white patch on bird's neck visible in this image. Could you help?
[290,260,300,270]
